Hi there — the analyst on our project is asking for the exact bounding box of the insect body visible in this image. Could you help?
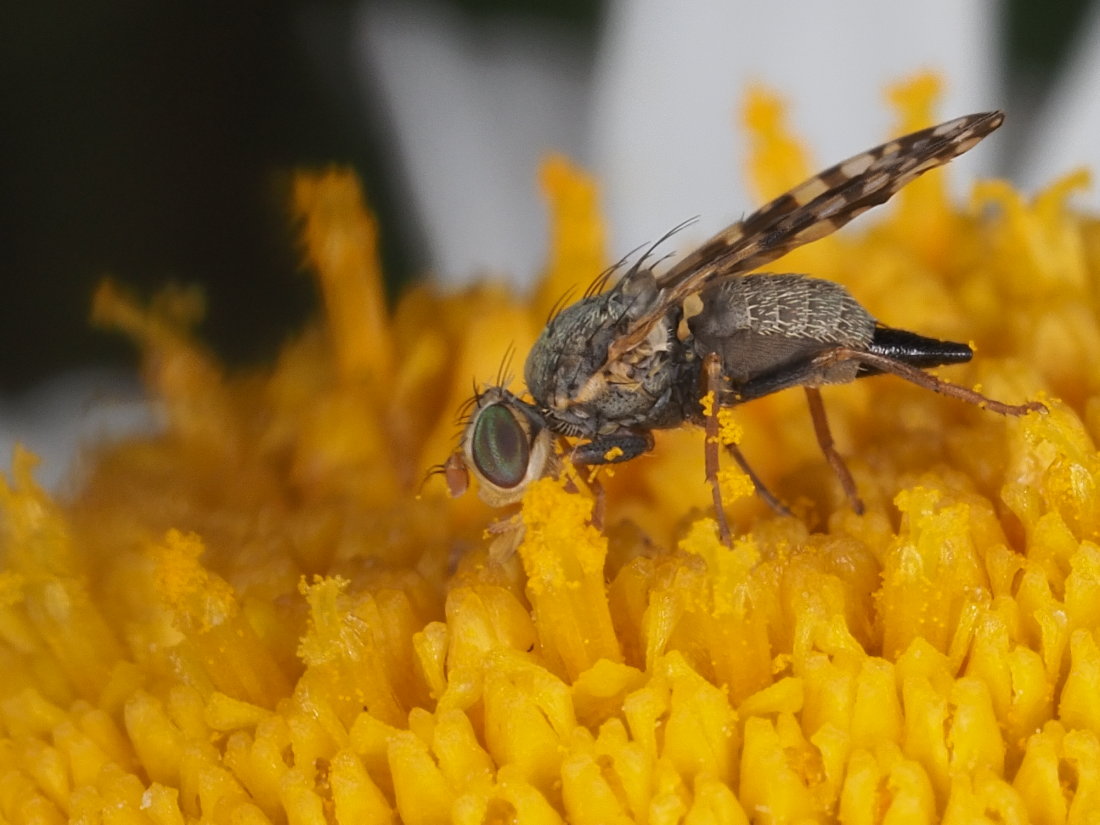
[446,111,1044,541]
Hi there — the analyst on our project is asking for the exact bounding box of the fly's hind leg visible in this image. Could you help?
[804,386,864,514]
[803,346,1044,512]
[815,348,1047,415]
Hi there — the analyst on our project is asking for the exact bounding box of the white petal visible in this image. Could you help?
[591,0,1001,256]
[0,370,155,493]
[352,1,593,286]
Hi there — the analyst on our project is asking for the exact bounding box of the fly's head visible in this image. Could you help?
[445,386,557,507]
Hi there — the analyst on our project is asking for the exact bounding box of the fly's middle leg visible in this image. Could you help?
[702,352,733,546]
[724,443,792,517]
[703,354,792,540]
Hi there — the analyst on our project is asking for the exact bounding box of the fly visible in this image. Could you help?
[444,111,1045,544]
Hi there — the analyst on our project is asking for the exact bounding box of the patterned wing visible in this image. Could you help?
[605,110,1004,364]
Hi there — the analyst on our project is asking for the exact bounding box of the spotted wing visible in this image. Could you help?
[605,110,1004,364]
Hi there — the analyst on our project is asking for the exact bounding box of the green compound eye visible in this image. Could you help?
[471,403,530,489]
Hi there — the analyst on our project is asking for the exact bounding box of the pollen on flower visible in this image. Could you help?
[149,529,238,629]
[3,77,1100,823]
[517,479,623,680]
[716,408,743,447]
[716,468,756,509]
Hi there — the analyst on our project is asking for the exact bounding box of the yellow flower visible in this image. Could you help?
[2,74,1099,823]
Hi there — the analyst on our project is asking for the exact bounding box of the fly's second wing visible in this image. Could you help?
[604,111,1004,367]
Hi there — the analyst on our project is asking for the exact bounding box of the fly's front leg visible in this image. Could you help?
[804,387,864,514]
[571,431,654,531]
[583,471,606,532]
[570,431,655,465]
[555,436,603,530]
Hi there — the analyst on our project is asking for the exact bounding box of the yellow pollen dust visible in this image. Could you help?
[716,408,743,447]
[716,467,756,507]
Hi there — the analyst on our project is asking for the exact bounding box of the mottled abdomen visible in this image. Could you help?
[687,273,876,386]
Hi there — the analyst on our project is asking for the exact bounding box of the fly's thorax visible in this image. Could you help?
[524,270,689,437]
[526,271,661,403]
[454,387,557,507]
[524,294,616,412]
